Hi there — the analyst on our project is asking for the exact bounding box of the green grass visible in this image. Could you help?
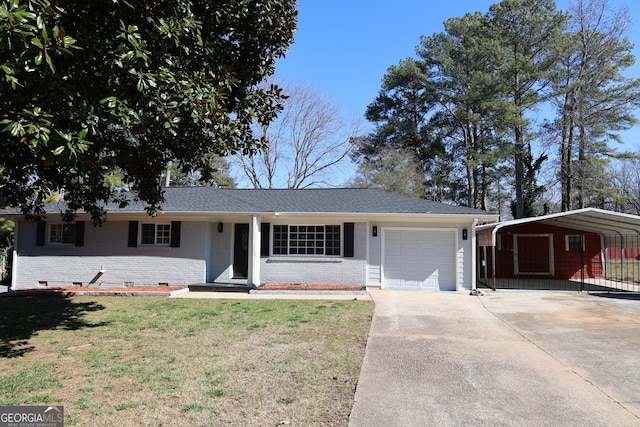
[605,259,640,282]
[0,295,373,426]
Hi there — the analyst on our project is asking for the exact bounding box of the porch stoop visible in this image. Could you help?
[188,283,257,293]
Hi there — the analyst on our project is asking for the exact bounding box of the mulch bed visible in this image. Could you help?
[12,285,187,295]
[257,284,366,291]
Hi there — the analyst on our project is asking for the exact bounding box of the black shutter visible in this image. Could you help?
[170,221,181,248]
[128,221,138,247]
[260,223,270,257]
[75,221,85,247]
[36,221,46,246]
[344,222,354,258]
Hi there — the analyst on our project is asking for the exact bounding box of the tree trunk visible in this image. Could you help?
[577,122,586,208]
[465,121,476,208]
[513,68,525,219]
[480,162,488,211]
[514,127,524,218]
[560,93,572,212]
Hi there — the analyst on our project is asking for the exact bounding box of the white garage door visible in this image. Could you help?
[384,229,456,291]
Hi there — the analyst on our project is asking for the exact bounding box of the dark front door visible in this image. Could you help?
[233,224,249,279]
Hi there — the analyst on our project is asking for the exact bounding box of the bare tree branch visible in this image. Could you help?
[234,81,361,188]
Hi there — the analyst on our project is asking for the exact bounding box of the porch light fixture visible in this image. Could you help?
[462,228,468,240]
[372,226,378,237]
[218,222,223,233]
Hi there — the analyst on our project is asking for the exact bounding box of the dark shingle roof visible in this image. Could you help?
[2,187,494,216]
[114,187,491,216]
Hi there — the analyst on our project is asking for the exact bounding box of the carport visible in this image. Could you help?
[476,208,640,291]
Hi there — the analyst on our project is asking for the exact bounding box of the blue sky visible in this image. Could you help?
[274,0,640,141]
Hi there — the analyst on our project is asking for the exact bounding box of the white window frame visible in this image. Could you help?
[565,234,583,251]
[141,223,171,246]
[272,224,341,257]
[49,223,76,245]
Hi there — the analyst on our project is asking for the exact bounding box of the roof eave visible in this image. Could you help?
[1,208,498,223]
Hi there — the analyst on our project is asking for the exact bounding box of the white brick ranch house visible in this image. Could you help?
[2,187,497,292]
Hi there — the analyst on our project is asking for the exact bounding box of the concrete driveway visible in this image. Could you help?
[349,290,640,426]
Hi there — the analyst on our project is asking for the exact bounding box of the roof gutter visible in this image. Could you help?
[1,208,499,224]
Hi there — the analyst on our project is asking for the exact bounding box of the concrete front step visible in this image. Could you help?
[188,283,256,293]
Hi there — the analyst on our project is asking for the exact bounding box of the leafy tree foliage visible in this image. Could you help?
[547,0,640,211]
[355,0,639,217]
[609,158,640,214]
[354,59,462,202]
[487,0,566,218]
[0,0,296,223]
[349,141,426,198]
[161,156,236,188]
[0,216,12,254]
[417,12,511,210]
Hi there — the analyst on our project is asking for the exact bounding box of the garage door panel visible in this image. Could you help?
[384,230,455,291]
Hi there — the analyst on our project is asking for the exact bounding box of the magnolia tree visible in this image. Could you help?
[0,0,297,223]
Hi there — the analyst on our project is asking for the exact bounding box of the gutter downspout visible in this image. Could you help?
[471,218,478,292]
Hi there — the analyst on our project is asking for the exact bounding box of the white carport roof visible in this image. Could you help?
[476,208,640,246]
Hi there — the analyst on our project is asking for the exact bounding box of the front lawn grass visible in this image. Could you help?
[0,295,374,426]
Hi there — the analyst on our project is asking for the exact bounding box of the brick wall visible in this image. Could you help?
[260,258,367,286]
[14,220,207,289]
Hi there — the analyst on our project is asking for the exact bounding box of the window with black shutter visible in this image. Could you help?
[271,224,343,256]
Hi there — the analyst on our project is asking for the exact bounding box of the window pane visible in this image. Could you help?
[288,225,324,255]
[156,224,171,244]
[325,225,341,255]
[50,224,63,243]
[61,224,75,244]
[272,224,341,256]
[141,224,155,244]
[568,235,582,251]
[273,225,288,255]
[50,224,75,244]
